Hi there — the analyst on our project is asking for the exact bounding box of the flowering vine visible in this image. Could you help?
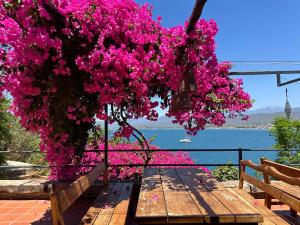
[79,142,208,181]
[0,0,252,180]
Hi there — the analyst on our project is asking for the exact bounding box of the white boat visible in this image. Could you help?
[179,137,192,143]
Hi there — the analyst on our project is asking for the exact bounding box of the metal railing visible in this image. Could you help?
[1,148,299,172]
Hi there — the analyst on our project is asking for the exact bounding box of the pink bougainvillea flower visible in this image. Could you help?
[0,0,252,180]
[152,194,158,201]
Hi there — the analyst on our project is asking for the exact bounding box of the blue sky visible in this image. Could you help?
[136,0,300,110]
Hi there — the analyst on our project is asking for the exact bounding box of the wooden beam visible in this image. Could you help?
[175,0,207,65]
[186,0,207,34]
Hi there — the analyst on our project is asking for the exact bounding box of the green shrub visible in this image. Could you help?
[269,117,300,165]
[0,98,13,151]
[5,120,40,162]
[212,160,239,181]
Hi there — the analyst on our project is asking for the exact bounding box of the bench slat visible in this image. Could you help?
[81,183,118,224]
[113,183,133,214]
[98,183,124,215]
[241,172,300,212]
[59,163,106,212]
[241,160,300,186]
[272,181,300,200]
[81,183,122,224]
[51,163,106,225]
[81,182,133,225]
[261,158,300,178]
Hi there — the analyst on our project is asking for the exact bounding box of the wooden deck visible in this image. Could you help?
[1,169,300,224]
[135,168,294,225]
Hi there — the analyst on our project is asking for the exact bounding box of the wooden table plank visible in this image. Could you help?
[108,213,127,225]
[230,188,290,225]
[164,192,203,223]
[140,168,162,192]
[267,215,291,225]
[259,217,275,225]
[176,168,207,192]
[230,188,275,217]
[160,168,186,191]
[176,168,235,223]
[136,191,167,224]
[136,168,264,224]
[136,168,167,224]
[160,169,203,223]
[212,189,263,223]
[190,168,225,190]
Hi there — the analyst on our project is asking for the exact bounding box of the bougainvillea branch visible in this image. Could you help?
[111,104,152,166]
[0,0,252,180]
[186,0,207,34]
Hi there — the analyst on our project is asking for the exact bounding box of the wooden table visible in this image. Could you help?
[136,168,263,224]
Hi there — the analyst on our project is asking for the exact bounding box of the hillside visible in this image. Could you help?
[123,107,300,129]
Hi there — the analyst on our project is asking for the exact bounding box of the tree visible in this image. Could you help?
[0,97,41,165]
[0,98,11,149]
[269,117,300,165]
[0,0,252,180]
[0,98,12,165]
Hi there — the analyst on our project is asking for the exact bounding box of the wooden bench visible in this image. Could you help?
[239,158,300,218]
[50,163,133,225]
[261,157,300,216]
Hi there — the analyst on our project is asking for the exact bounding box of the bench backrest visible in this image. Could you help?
[240,159,300,186]
[261,157,300,178]
[51,163,106,225]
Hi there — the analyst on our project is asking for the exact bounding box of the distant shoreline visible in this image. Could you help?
[108,127,269,131]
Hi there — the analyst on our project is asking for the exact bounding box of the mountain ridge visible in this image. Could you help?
[124,107,300,129]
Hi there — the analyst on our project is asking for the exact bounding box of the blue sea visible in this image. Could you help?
[128,128,277,168]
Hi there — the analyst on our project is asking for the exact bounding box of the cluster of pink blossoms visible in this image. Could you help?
[77,142,208,180]
[0,0,251,180]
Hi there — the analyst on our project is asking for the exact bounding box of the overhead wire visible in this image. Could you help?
[220,60,300,66]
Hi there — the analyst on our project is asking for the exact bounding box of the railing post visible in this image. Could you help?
[104,104,108,168]
[238,148,243,179]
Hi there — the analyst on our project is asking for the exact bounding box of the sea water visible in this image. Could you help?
[129,128,277,168]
